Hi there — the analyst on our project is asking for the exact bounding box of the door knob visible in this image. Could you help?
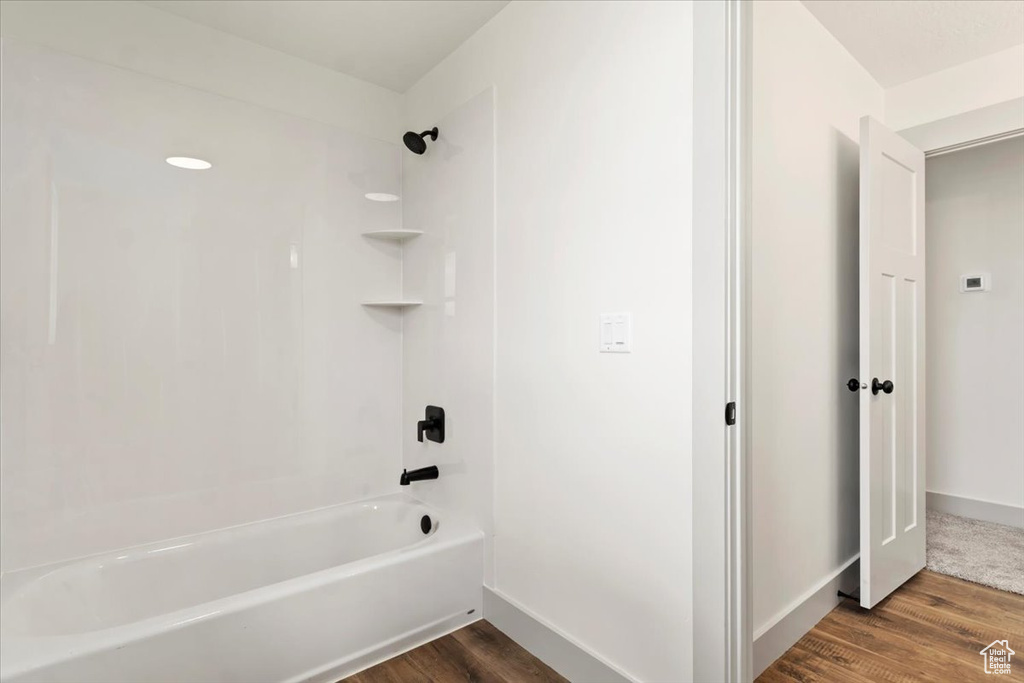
[846,378,867,392]
[871,378,894,395]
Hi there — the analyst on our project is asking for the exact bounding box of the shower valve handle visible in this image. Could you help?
[417,418,436,443]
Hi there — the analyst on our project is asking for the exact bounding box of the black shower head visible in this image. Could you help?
[403,127,438,155]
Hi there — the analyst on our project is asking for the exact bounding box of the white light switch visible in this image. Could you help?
[600,313,632,353]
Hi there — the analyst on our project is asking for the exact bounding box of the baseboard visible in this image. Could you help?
[482,587,634,683]
[927,491,1024,528]
[753,556,860,678]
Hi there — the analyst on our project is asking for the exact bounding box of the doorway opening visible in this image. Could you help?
[920,136,1024,596]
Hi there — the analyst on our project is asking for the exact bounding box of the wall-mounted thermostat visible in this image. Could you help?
[960,274,991,293]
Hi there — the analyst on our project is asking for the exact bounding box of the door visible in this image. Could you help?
[858,116,926,609]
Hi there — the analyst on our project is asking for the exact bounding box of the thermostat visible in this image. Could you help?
[960,274,990,292]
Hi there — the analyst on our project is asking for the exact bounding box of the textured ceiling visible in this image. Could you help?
[144,0,509,93]
[801,0,1024,86]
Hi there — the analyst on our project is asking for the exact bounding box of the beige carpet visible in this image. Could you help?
[926,510,1024,595]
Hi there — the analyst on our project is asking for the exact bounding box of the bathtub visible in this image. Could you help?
[0,494,483,683]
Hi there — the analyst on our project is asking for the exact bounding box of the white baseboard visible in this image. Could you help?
[927,491,1024,528]
[753,556,860,678]
[482,587,634,683]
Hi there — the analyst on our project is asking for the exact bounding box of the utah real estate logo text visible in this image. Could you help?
[980,640,1015,675]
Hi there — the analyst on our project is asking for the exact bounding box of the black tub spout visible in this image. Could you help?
[400,465,439,486]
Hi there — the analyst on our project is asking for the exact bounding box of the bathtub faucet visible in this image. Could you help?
[400,466,439,486]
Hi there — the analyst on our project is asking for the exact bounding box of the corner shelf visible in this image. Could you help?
[361,301,422,309]
[362,230,423,242]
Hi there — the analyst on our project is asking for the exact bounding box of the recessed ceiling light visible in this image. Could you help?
[166,156,212,170]
[364,192,400,202]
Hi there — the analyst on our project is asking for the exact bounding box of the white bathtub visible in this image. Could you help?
[0,494,483,683]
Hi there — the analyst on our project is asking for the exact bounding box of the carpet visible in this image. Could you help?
[926,509,1024,595]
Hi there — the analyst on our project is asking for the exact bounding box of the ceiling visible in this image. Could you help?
[801,0,1024,87]
[144,0,509,93]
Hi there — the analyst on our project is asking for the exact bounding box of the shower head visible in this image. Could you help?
[403,127,438,155]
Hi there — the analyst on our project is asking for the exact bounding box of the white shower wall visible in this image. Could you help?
[0,40,405,571]
[401,89,496,583]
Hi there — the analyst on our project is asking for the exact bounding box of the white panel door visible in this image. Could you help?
[858,116,926,609]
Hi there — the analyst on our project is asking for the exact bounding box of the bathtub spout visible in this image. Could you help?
[400,466,439,486]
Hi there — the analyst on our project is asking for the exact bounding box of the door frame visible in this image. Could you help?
[898,97,1024,157]
[692,1,752,680]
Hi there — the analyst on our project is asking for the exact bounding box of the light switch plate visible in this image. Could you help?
[600,313,632,353]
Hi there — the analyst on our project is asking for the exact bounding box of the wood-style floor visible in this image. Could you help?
[346,571,1020,682]
[343,620,568,683]
[758,569,1024,682]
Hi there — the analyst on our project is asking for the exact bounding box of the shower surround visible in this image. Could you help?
[0,40,405,572]
[0,33,495,683]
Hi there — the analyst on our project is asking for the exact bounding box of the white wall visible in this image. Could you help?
[926,137,1024,511]
[0,39,405,571]
[885,45,1024,132]
[403,2,693,681]
[751,0,884,638]
[401,88,496,583]
[0,0,402,142]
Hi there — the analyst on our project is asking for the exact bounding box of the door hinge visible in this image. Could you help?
[725,401,736,426]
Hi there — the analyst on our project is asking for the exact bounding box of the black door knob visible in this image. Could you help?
[847,378,861,392]
[871,378,894,395]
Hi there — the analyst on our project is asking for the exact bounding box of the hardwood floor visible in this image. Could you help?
[758,569,1024,682]
[343,620,568,683]
[347,571,1020,682]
